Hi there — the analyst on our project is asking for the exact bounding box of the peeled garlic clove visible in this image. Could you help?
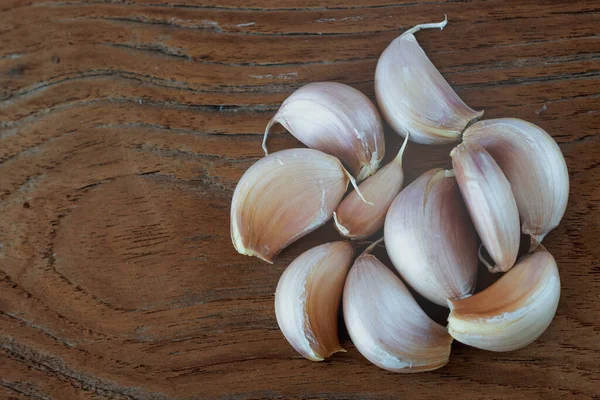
[451,143,520,273]
[344,243,452,372]
[447,246,560,352]
[375,16,483,145]
[463,118,569,250]
[384,169,478,306]
[231,148,362,263]
[334,133,409,240]
[263,82,385,182]
[275,241,354,361]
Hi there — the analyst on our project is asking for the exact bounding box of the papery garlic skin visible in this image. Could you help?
[447,246,561,352]
[463,118,569,249]
[263,82,385,182]
[275,241,354,361]
[384,169,478,306]
[451,143,520,273]
[334,134,409,240]
[375,17,483,145]
[344,247,452,372]
[231,148,352,263]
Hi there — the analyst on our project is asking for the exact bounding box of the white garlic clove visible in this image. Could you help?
[275,241,354,361]
[447,246,561,352]
[375,16,483,145]
[231,148,363,263]
[344,243,452,372]
[334,133,409,240]
[451,143,520,273]
[384,169,478,306]
[463,118,569,250]
[263,82,385,182]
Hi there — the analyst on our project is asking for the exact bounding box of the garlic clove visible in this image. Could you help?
[447,246,561,352]
[375,16,483,145]
[343,242,452,372]
[384,168,479,306]
[262,82,385,182]
[231,148,363,263]
[451,142,520,273]
[463,118,569,250]
[275,241,354,361]
[334,133,409,240]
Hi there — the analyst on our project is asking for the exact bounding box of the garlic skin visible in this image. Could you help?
[343,245,452,372]
[334,133,409,240]
[231,148,359,263]
[463,118,569,250]
[384,169,478,306]
[451,143,520,273]
[263,82,385,182]
[447,246,561,352]
[375,17,483,145]
[275,241,354,361]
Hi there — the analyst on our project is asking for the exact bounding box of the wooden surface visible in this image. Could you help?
[1,0,599,398]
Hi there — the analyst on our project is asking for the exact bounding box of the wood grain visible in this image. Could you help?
[1,0,599,398]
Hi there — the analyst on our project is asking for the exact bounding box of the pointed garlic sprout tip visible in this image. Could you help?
[262,118,276,155]
[344,168,373,205]
[403,15,448,37]
[447,246,560,352]
[263,82,385,181]
[361,237,384,256]
[276,241,354,361]
[393,130,410,164]
[478,244,496,272]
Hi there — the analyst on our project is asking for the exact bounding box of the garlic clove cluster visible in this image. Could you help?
[275,241,354,361]
[463,118,569,250]
[447,246,561,352]
[263,82,385,182]
[375,17,483,145]
[451,143,520,273]
[344,243,453,372]
[384,169,479,306]
[334,133,409,240]
[231,148,362,263]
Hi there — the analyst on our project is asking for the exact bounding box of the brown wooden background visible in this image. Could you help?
[1,0,599,399]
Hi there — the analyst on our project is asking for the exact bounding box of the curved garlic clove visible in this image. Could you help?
[344,243,452,372]
[263,82,385,182]
[384,169,478,306]
[231,148,363,263]
[334,133,409,240]
[375,16,483,145]
[463,118,569,250]
[451,143,520,273]
[275,241,354,361]
[447,246,561,352]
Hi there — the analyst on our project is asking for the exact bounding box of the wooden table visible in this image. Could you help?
[1,1,599,398]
